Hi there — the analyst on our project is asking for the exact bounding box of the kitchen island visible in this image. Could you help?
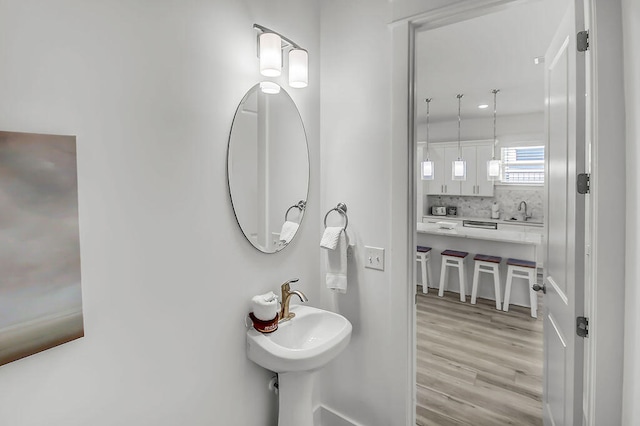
[417,221,543,308]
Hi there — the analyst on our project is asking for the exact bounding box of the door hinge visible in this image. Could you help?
[577,30,589,52]
[577,316,589,338]
[577,173,590,194]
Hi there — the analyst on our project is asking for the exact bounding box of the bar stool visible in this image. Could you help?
[503,258,538,318]
[471,254,502,310]
[438,250,469,302]
[416,246,432,294]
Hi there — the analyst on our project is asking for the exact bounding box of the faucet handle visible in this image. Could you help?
[281,278,299,291]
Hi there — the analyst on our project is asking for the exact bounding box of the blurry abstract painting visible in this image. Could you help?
[0,131,83,367]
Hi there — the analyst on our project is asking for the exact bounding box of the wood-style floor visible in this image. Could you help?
[416,290,543,426]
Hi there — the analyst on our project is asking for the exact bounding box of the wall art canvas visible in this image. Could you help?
[0,131,83,367]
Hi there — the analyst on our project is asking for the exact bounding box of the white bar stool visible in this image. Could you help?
[416,246,432,294]
[438,250,469,302]
[503,258,538,318]
[470,254,502,310]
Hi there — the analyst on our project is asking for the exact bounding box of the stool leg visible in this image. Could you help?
[471,262,480,305]
[458,260,466,302]
[426,255,433,292]
[529,269,537,318]
[421,258,428,294]
[493,265,502,310]
[438,259,448,297]
[503,267,513,312]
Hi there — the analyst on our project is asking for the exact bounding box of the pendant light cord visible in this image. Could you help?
[492,89,500,160]
[457,94,463,159]
[425,98,432,158]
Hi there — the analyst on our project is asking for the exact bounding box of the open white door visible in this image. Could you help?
[542,1,587,425]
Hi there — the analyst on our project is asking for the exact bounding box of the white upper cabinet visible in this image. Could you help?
[423,140,495,197]
[461,144,494,196]
[460,146,478,196]
[422,145,445,195]
[443,146,461,195]
[475,144,495,196]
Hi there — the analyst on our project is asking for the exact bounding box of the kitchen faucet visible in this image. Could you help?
[279,278,308,322]
[518,201,532,221]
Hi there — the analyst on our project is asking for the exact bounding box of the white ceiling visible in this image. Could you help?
[415,0,567,124]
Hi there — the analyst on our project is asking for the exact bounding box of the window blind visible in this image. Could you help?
[500,146,545,184]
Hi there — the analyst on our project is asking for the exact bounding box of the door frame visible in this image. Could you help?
[389,0,625,424]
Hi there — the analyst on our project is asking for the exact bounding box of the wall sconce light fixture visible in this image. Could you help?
[254,24,308,89]
[259,32,282,77]
[288,48,308,88]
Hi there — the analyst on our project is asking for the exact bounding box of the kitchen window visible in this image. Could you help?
[500,145,545,185]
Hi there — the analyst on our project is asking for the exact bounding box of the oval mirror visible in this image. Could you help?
[227,83,309,253]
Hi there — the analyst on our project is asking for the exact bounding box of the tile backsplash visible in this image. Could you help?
[426,186,545,222]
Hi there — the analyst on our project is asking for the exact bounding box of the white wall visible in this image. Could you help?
[392,0,466,22]
[0,1,320,425]
[319,1,397,424]
[622,0,640,423]
[418,112,544,143]
[319,1,496,425]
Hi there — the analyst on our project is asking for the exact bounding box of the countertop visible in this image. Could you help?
[422,214,544,227]
[417,221,543,245]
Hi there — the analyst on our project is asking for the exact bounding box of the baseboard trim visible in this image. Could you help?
[313,405,363,426]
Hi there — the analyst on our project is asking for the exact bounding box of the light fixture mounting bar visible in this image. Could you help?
[253,23,303,50]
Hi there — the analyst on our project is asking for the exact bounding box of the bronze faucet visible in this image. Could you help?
[279,278,308,322]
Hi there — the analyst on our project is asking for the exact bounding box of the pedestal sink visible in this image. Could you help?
[246,305,352,426]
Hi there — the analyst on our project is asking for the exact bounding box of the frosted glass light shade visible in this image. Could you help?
[452,160,467,180]
[487,159,501,180]
[260,81,280,94]
[288,49,308,88]
[421,160,434,180]
[259,33,282,77]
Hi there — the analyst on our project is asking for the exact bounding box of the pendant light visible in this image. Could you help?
[421,98,435,180]
[452,94,466,180]
[487,89,501,180]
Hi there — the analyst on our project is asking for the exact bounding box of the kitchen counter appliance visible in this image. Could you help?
[431,206,447,216]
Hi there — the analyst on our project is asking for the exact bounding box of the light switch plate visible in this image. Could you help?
[364,246,385,271]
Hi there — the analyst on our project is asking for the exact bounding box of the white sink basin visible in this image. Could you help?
[246,305,352,373]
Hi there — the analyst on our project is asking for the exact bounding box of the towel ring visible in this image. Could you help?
[285,200,306,222]
[323,203,348,230]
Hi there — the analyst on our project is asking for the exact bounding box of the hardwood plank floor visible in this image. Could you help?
[416,290,543,426]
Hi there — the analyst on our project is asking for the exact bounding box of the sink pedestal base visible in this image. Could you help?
[278,371,317,426]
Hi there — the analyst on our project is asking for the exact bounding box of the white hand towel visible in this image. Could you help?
[321,227,348,293]
[279,221,299,244]
[251,291,279,321]
[321,226,343,250]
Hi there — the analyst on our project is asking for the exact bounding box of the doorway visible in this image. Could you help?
[410,1,570,424]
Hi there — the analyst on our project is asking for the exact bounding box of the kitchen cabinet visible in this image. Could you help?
[424,145,461,195]
[423,140,494,196]
[460,144,494,196]
[422,145,444,195]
